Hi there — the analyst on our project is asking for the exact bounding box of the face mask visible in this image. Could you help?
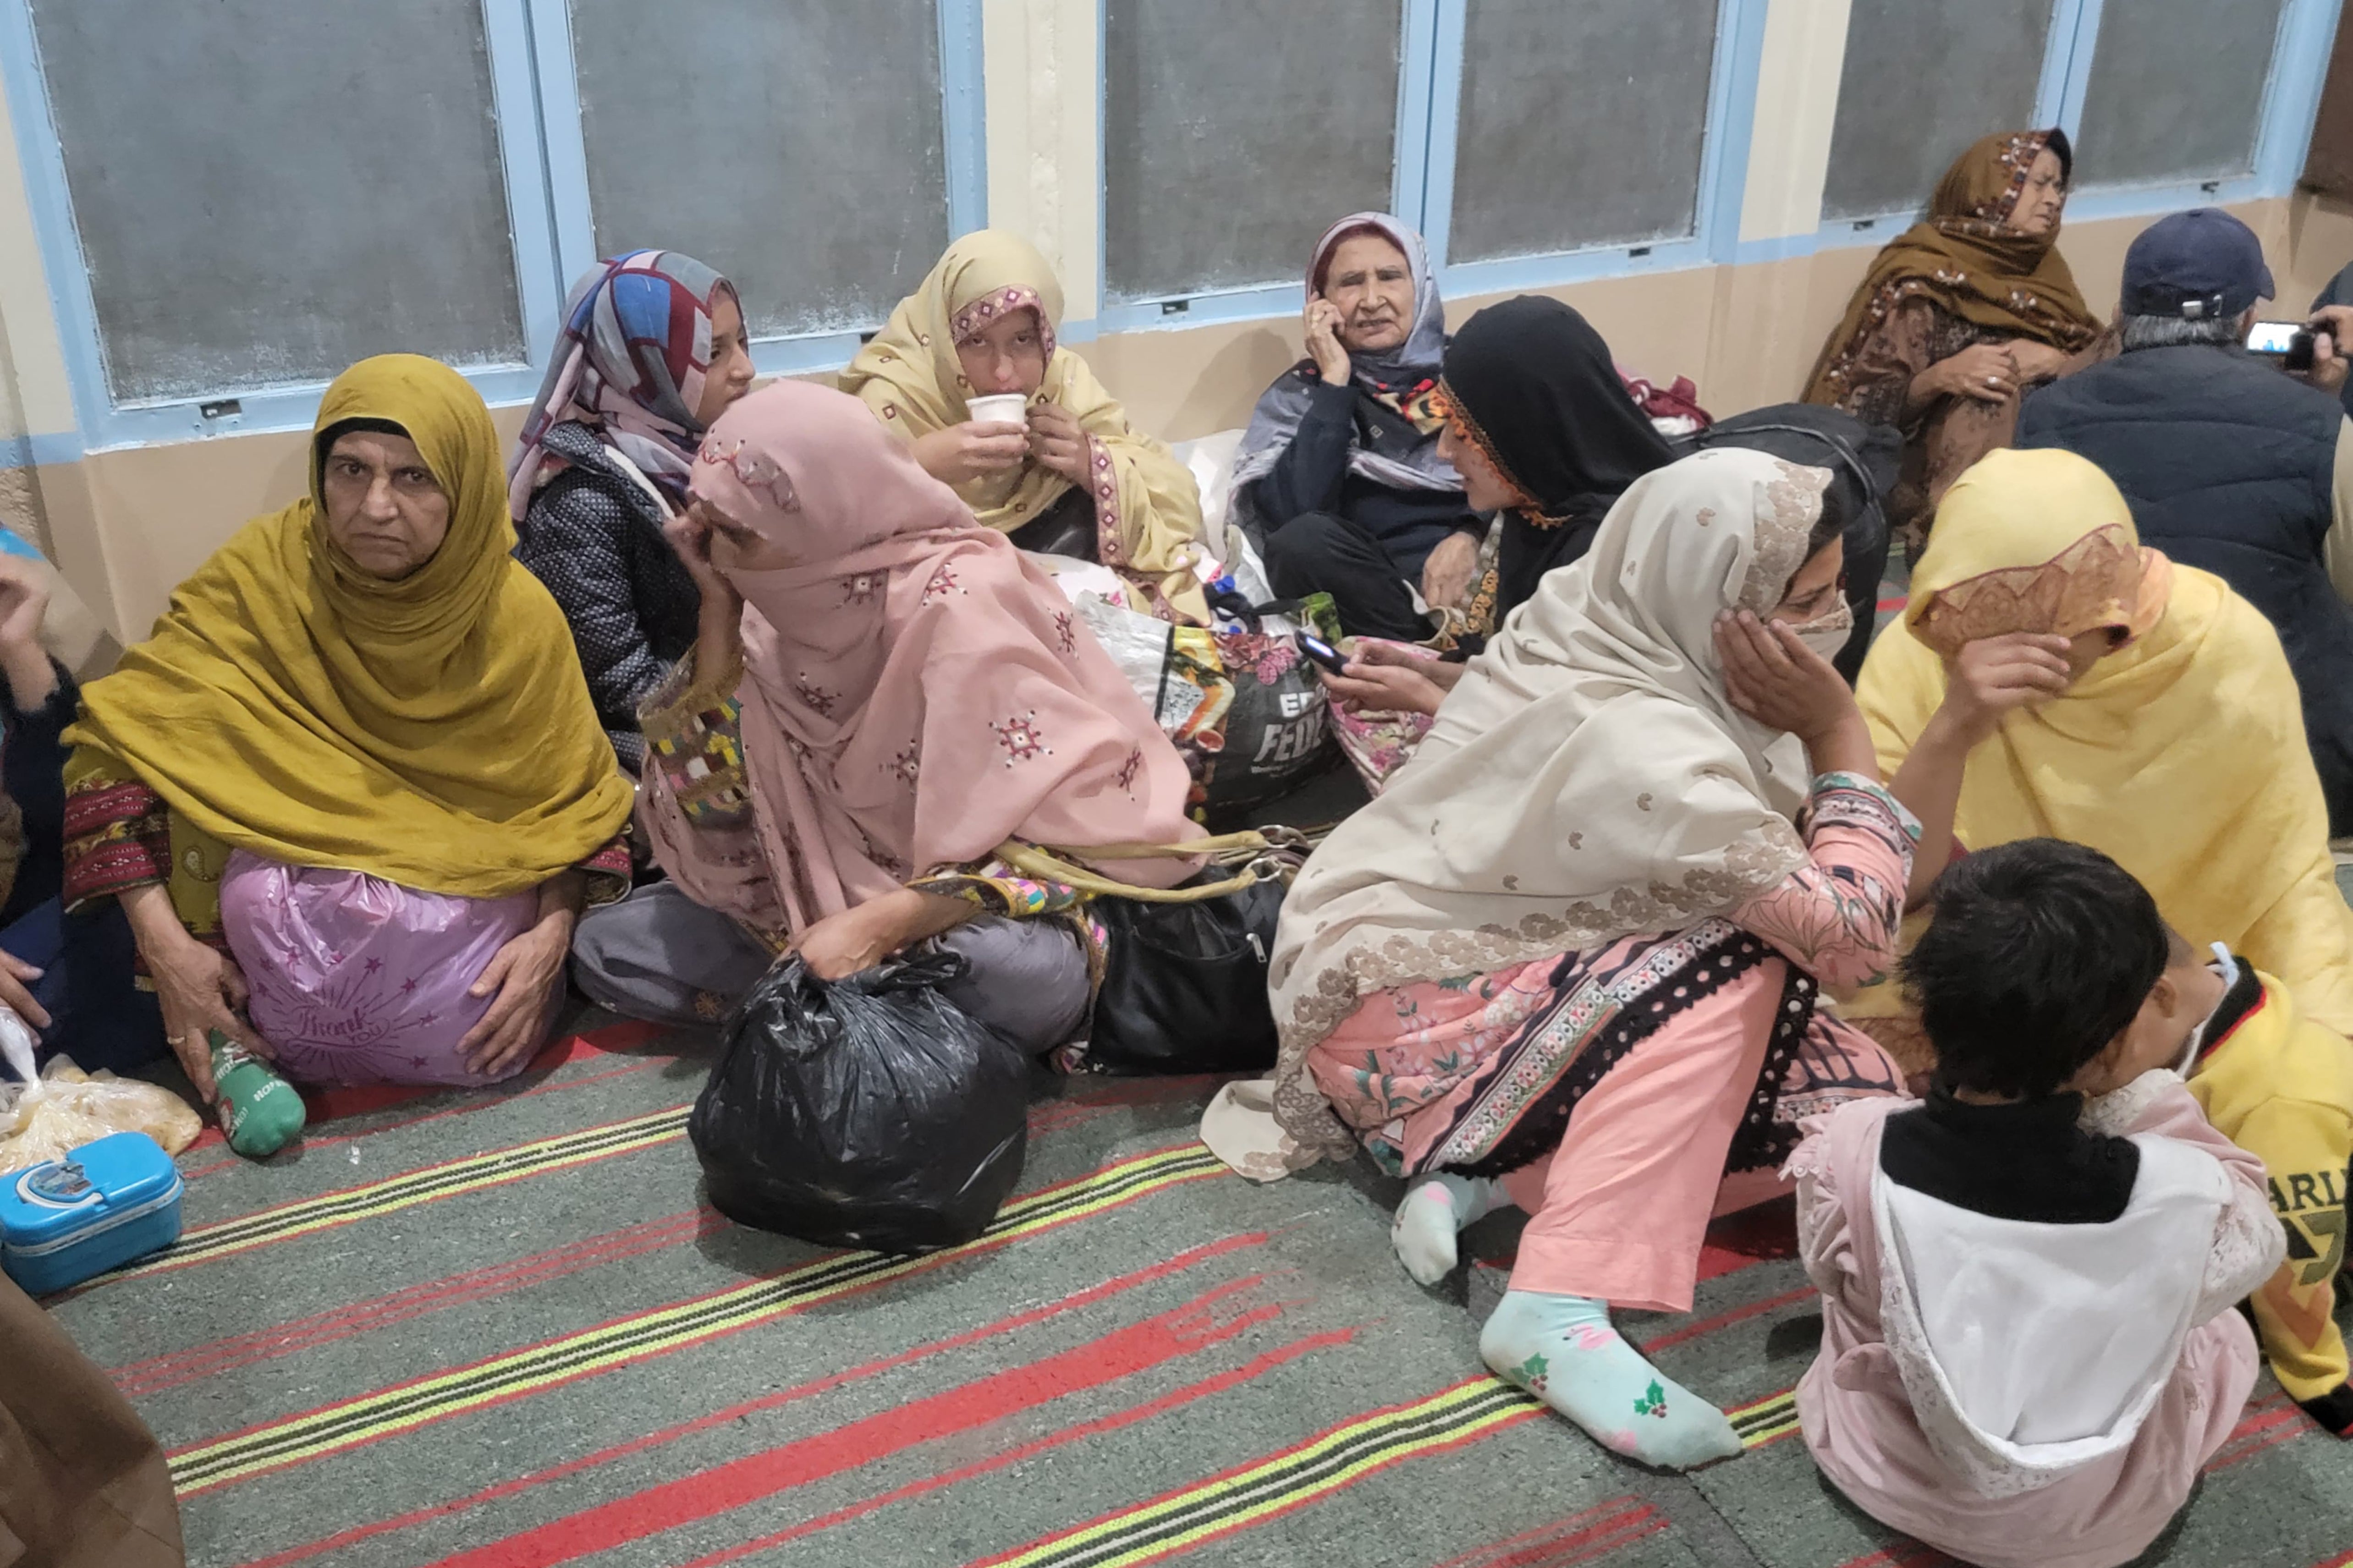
[1788,600,1854,663]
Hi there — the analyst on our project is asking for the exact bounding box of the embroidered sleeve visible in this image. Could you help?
[1835,295,1947,429]
[61,759,171,910]
[1731,772,1919,989]
[639,646,751,830]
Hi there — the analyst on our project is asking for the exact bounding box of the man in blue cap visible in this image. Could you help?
[2017,207,2353,834]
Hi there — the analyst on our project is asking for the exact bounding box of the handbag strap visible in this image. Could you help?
[992,829,1311,903]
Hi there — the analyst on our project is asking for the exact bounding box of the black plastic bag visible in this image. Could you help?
[1085,874,1285,1074]
[688,951,1028,1254]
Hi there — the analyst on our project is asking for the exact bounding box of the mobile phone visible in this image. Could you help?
[2248,318,2319,370]
[1297,632,1352,676]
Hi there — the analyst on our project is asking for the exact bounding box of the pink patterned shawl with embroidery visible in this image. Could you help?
[687,381,1196,935]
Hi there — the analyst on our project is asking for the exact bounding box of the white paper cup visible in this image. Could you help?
[966,393,1029,428]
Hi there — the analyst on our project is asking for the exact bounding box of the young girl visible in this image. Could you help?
[1791,838,2283,1568]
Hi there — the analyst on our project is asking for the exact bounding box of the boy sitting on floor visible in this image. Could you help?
[2159,905,2353,1436]
[1790,839,2282,1568]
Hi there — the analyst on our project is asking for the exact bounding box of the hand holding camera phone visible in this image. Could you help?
[1297,631,1352,677]
[2249,317,2331,372]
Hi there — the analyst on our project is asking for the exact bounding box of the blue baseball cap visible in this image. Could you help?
[2119,208,2275,320]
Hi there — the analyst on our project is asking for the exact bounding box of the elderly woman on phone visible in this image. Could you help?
[1232,214,1484,642]
[841,230,1210,624]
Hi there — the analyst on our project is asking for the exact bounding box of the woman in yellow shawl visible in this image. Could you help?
[1851,447,2353,1042]
[63,356,635,1101]
[840,230,1210,624]
[1805,130,2106,547]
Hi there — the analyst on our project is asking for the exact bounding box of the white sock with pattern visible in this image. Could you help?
[1390,1172,1500,1285]
[1480,1289,1742,1469]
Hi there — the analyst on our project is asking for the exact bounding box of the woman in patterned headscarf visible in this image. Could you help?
[510,251,756,771]
[1805,130,2106,545]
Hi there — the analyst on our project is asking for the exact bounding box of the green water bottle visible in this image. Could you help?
[209,1031,305,1159]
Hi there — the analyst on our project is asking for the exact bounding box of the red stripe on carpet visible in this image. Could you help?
[2310,1550,2353,1568]
[1692,1200,1798,1283]
[174,1151,1231,1488]
[1429,1497,1663,1568]
[671,1327,1358,1568]
[1641,1287,1814,1355]
[176,1058,672,1181]
[241,1231,1272,1568]
[178,1021,673,1163]
[429,1274,1305,1568]
[1875,597,1907,613]
[110,1208,721,1398]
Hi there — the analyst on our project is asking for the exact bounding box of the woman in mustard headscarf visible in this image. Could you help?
[1851,447,2353,1041]
[1805,130,2106,547]
[63,356,635,1100]
[840,230,1210,624]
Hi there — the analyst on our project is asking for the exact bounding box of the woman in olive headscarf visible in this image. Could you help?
[64,356,634,1099]
[1804,129,2106,545]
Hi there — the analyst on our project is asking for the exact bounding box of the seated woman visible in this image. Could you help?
[1203,449,1912,1469]
[1850,447,2353,1045]
[62,356,635,1101]
[1232,214,1481,641]
[510,251,755,773]
[1317,294,1676,720]
[571,380,1199,1049]
[1803,130,2105,547]
[839,230,1209,624]
[0,552,161,1072]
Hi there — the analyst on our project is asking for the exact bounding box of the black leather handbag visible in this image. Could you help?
[1085,872,1286,1074]
[991,833,1307,1076]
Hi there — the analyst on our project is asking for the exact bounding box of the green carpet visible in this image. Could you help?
[41,1004,2353,1568]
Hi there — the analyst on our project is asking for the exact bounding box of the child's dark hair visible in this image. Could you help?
[1902,838,2169,1098]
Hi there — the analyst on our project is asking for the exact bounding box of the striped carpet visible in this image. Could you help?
[49,1005,2353,1568]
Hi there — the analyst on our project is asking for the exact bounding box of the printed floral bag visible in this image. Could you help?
[1071,593,1341,828]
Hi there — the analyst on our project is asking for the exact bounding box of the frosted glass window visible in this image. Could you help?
[1105,0,1402,302]
[2073,0,2288,188]
[26,0,524,404]
[1822,0,2058,220]
[570,0,951,338]
[1446,0,1721,264]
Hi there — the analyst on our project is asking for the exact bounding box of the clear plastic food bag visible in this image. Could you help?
[0,1037,202,1176]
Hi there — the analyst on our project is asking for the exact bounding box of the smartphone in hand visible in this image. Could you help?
[1297,632,1352,676]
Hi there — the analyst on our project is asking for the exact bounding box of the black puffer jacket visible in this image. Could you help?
[516,421,702,773]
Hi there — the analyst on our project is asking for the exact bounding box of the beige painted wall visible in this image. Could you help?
[0,0,2343,643]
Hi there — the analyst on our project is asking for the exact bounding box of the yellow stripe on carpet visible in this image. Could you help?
[168,1145,1227,1495]
[974,1378,1541,1568]
[115,1105,695,1282]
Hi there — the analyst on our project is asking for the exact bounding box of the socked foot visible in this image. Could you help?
[1390,1172,1498,1285]
[1479,1288,1743,1469]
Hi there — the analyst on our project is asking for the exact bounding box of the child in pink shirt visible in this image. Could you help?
[1790,839,2282,1568]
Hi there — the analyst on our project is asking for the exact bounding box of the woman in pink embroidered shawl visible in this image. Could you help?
[1202,450,1914,1469]
[571,380,1197,1051]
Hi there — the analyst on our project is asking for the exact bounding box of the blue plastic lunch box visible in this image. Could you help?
[0,1132,183,1294]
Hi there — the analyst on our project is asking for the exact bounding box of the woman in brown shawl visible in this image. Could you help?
[1804,129,2106,546]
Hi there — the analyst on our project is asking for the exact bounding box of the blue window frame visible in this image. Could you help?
[0,0,985,455]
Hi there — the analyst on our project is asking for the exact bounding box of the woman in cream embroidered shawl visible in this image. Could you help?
[1205,450,1914,1469]
[840,231,1209,624]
